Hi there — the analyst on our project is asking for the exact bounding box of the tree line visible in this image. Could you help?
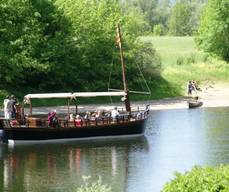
[0,0,228,100]
[0,0,161,95]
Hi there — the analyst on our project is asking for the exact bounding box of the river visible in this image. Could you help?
[0,107,229,192]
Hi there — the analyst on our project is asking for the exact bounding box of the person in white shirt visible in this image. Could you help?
[3,95,10,119]
[111,107,119,119]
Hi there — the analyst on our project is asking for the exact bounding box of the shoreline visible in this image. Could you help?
[1,84,229,114]
[27,84,229,114]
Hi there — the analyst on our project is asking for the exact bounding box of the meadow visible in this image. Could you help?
[142,36,229,96]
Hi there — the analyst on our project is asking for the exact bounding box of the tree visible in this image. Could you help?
[0,0,76,91]
[196,0,229,62]
[168,2,193,36]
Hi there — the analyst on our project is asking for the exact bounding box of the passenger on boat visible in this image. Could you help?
[75,114,82,127]
[3,95,10,119]
[10,95,17,119]
[48,110,59,127]
[69,113,75,121]
[84,111,91,120]
[111,107,119,120]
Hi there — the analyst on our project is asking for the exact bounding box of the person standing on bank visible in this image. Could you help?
[187,81,193,96]
[3,95,10,119]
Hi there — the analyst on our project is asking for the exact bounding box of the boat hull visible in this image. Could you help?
[1,119,147,143]
[188,101,203,108]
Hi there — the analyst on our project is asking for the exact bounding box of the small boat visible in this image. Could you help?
[0,24,150,144]
[188,100,203,108]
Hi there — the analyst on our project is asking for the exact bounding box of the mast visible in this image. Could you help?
[116,23,131,113]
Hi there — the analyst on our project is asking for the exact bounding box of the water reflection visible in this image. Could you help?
[0,136,149,192]
[1,107,229,192]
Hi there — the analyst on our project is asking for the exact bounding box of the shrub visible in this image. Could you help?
[185,53,196,64]
[76,176,112,192]
[176,56,184,65]
[153,24,164,36]
[162,165,229,192]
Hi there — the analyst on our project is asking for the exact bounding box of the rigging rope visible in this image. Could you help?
[136,62,152,104]
[107,46,116,105]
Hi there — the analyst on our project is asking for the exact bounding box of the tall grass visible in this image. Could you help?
[141,36,229,96]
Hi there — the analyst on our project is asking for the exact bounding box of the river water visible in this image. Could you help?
[0,107,229,192]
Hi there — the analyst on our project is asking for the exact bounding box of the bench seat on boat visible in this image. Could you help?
[26,117,45,128]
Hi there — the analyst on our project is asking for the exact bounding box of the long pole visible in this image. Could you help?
[117,23,131,113]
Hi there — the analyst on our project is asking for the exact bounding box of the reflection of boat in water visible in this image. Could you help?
[0,24,150,145]
[0,136,149,192]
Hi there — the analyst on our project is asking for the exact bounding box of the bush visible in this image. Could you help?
[176,56,184,65]
[153,24,164,36]
[162,165,229,192]
[76,176,112,192]
[185,53,196,64]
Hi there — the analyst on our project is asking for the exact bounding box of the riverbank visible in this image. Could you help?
[1,83,228,114]
[148,83,229,110]
[22,83,229,114]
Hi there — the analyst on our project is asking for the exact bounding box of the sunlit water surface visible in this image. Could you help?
[1,107,229,192]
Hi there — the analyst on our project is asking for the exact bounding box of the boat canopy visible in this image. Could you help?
[24,92,126,103]
[73,91,126,97]
[24,93,74,100]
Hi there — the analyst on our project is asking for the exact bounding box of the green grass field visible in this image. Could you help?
[142,36,229,96]
[142,36,206,66]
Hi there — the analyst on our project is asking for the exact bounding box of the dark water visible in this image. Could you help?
[1,107,229,192]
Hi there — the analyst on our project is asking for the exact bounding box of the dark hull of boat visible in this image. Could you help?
[1,119,147,143]
[188,101,203,108]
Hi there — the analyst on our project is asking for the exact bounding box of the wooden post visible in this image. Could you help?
[67,99,70,117]
[117,23,131,113]
[29,101,32,116]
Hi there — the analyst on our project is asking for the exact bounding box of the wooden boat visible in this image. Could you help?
[188,100,203,108]
[0,24,150,144]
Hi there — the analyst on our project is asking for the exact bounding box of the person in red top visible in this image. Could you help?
[75,114,82,127]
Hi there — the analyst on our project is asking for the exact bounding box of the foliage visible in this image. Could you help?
[0,0,160,101]
[196,0,229,62]
[162,165,229,192]
[0,0,75,91]
[153,24,164,36]
[168,2,193,36]
[76,176,112,192]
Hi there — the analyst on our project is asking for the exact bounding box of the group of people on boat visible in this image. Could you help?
[47,107,121,128]
[3,95,18,119]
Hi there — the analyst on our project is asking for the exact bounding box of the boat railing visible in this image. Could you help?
[4,109,149,129]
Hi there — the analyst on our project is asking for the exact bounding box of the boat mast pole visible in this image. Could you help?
[117,23,131,113]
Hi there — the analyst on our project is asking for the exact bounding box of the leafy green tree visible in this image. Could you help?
[168,2,193,36]
[196,0,229,62]
[0,0,76,91]
[0,0,161,97]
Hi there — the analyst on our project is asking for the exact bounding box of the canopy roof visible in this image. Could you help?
[24,92,126,100]
[73,92,126,97]
[24,93,74,100]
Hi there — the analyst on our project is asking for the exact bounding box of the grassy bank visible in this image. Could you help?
[142,36,229,96]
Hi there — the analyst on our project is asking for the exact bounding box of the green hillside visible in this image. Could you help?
[142,36,229,96]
